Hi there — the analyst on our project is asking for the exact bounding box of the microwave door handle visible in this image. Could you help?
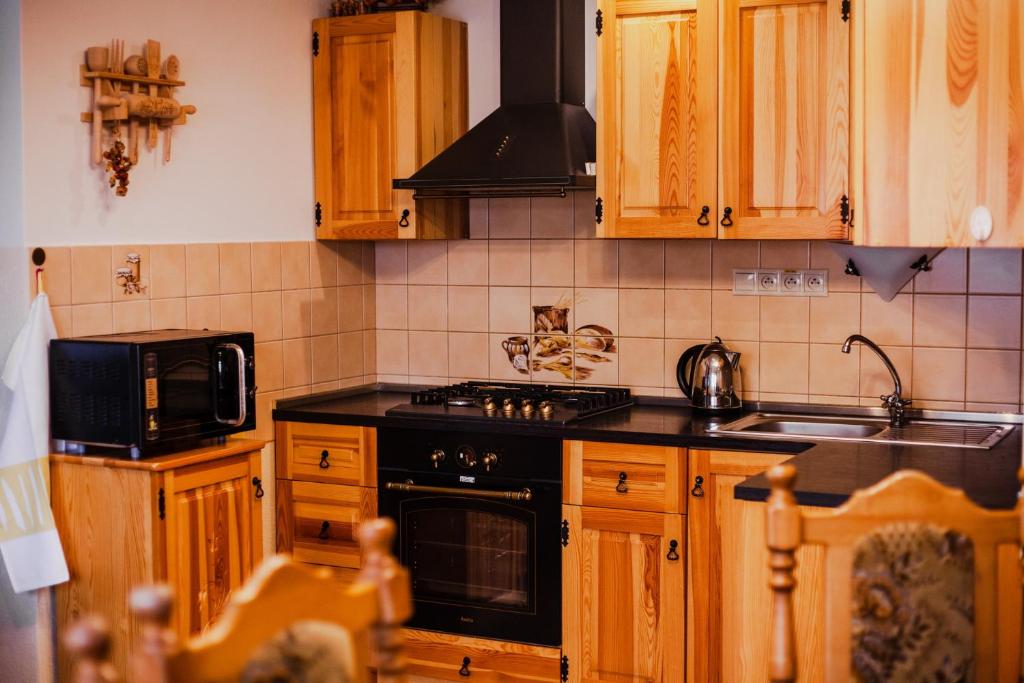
[214,343,248,426]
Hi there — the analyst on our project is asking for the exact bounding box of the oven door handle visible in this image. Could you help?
[214,343,248,427]
[385,481,533,502]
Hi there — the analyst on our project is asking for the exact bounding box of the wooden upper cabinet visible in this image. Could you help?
[596,0,718,238]
[312,13,468,240]
[854,0,1024,246]
[719,0,850,240]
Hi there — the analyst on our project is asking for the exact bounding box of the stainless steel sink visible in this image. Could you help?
[708,412,1013,449]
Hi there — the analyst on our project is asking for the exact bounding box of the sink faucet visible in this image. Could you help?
[841,334,911,426]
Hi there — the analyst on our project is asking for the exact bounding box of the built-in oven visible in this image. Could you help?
[377,428,561,647]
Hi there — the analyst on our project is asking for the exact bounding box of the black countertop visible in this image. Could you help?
[274,385,1022,510]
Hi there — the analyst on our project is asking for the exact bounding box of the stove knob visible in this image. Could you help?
[539,400,554,418]
[430,449,446,469]
[482,452,499,472]
[521,399,534,417]
[501,398,516,417]
[456,445,477,468]
[482,397,497,413]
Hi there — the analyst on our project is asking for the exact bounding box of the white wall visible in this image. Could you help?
[21,0,321,246]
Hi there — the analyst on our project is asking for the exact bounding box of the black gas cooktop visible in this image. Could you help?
[384,382,633,425]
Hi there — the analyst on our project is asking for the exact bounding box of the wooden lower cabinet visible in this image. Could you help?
[276,479,378,568]
[562,504,685,683]
[51,439,266,682]
[404,630,562,683]
[686,450,825,682]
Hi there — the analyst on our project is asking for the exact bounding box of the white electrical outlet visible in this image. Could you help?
[781,271,803,293]
[756,270,780,293]
[732,268,829,296]
[803,269,828,296]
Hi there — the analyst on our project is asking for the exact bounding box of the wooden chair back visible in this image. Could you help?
[65,517,411,683]
[766,465,1023,682]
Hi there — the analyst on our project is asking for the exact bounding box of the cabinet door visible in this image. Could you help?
[686,450,824,682]
[720,0,850,240]
[596,0,718,238]
[857,0,1024,246]
[163,450,263,638]
[276,479,377,569]
[562,505,685,683]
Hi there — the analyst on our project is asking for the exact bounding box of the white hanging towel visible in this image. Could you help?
[0,293,68,592]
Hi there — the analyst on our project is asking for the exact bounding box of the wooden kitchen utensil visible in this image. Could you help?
[162,55,180,161]
[144,40,160,149]
[85,46,109,164]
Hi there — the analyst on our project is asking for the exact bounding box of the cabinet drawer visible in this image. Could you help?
[404,630,561,683]
[276,421,376,486]
[564,441,686,513]
[276,480,377,568]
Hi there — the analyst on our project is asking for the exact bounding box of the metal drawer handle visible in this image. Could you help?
[319,450,330,469]
[385,481,533,502]
[398,208,410,227]
[252,477,264,499]
[720,206,733,227]
[318,521,330,540]
[691,475,704,497]
[615,471,628,494]
[697,205,710,226]
[459,657,471,677]
[666,539,679,561]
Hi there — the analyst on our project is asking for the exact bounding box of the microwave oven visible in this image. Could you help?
[49,330,256,458]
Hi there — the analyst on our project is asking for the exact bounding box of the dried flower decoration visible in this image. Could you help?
[103,127,133,197]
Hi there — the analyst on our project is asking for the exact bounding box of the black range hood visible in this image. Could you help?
[393,0,595,199]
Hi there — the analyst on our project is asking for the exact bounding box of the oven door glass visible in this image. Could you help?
[400,497,534,613]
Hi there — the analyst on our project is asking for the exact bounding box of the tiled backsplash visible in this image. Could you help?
[374,193,1024,414]
[28,241,377,442]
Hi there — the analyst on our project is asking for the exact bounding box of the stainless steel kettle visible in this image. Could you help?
[676,337,742,411]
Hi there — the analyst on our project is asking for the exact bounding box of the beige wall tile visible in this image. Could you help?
[376,330,409,375]
[251,243,282,292]
[110,245,151,300]
[860,345,912,398]
[448,286,488,332]
[311,287,339,335]
[618,338,664,388]
[861,293,913,345]
[71,246,113,304]
[409,330,449,377]
[575,240,618,287]
[281,241,311,290]
[760,297,809,342]
[219,243,251,294]
[310,241,338,288]
[221,293,254,333]
[490,334,532,381]
[488,198,530,238]
[967,296,1022,349]
[711,290,758,341]
[281,289,312,339]
[187,295,221,330]
[965,402,1020,413]
[809,292,860,343]
[185,244,219,296]
[338,285,365,333]
[409,285,448,331]
[51,306,72,337]
[912,294,966,347]
[913,249,967,293]
[489,287,531,333]
[531,239,574,287]
[150,245,186,300]
[760,342,809,394]
[361,243,376,283]
[469,198,489,238]
[969,249,1022,294]
[375,284,408,330]
[620,289,665,338]
[966,349,1020,404]
[809,343,859,396]
[489,240,531,285]
[810,242,860,293]
[912,347,965,401]
[30,247,71,305]
[407,242,447,285]
[532,288,575,333]
[574,288,618,334]
[339,331,365,378]
[573,190,597,239]
[336,242,364,286]
[759,241,809,269]
[574,337,618,385]
[311,334,340,383]
[363,330,377,375]
[728,340,760,393]
[663,338,704,389]
[447,240,488,285]
[362,284,376,330]
[150,298,186,329]
[711,241,758,289]
[531,196,574,238]
[448,332,488,378]
[619,241,665,288]
[665,240,712,289]
[282,337,312,388]
[252,291,283,342]
[112,300,150,333]
[255,341,284,392]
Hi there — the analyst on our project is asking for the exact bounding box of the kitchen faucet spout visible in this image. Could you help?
[841,334,910,426]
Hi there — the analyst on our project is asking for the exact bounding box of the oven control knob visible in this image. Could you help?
[430,449,446,469]
[456,445,477,468]
[482,452,499,472]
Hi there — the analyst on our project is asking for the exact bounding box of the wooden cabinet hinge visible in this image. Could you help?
[560,519,569,547]
[560,655,569,682]
[313,31,320,57]
[158,488,165,520]
[840,194,850,224]
[315,201,322,227]
[595,9,603,36]
[841,0,850,22]
[595,197,603,224]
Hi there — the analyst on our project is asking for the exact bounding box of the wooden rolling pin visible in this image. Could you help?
[121,93,195,119]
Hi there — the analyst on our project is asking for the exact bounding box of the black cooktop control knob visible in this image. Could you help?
[456,445,477,468]
[482,452,499,472]
[430,449,446,469]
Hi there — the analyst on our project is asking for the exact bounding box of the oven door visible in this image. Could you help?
[379,473,561,647]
